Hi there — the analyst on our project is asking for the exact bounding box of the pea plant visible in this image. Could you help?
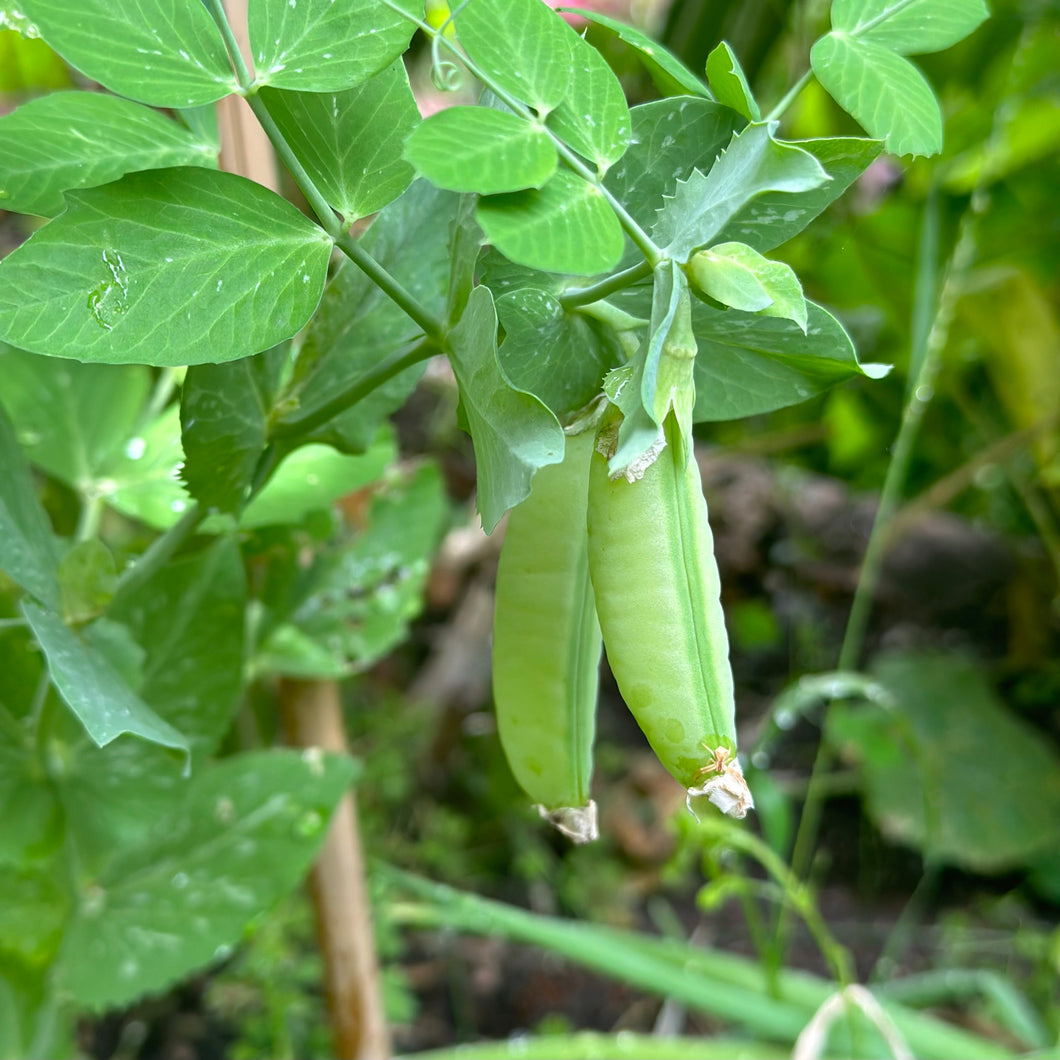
[0,0,990,1054]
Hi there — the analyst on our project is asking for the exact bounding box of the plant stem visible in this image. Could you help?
[114,504,205,597]
[203,0,252,86]
[270,339,437,440]
[560,260,653,307]
[782,188,986,918]
[766,69,812,123]
[334,233,444,342]
[75,494,104,543]
[280,679,391,1059]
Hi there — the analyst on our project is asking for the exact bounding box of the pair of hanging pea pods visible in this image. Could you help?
[491,412,753,844]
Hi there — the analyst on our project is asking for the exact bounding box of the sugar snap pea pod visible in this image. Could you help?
[587,412,753,818]
[492,427,601,843]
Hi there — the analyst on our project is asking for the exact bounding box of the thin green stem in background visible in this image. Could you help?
[784,187,985,915]
[114,503,206,598]
[766,69,812,123]
[269,338,438,441]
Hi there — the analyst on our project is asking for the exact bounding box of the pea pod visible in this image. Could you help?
[492,428,601,843]
[587,412,752,818]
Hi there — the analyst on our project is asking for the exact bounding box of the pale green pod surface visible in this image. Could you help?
[492,428,602,842]
[587,413,752,817]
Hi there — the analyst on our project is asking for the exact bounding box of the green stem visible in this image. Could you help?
[203,0,252,86]
[75,494,104,543]
[243,92,345,238]
[560,260,653,307]
[142,367,182,424]
[206,34,441,343]
[114,503,205,597]
[334,233,444,342]
[766,69,812,123]
[270,339,437,440]
[781,189,985,934]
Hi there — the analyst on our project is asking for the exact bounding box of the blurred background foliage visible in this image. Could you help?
[1,0,1058,1056]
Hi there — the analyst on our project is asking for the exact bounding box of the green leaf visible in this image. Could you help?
[0,92,217,218]
[0,167,333,367]
[652,122,830,261]
[831,0,990,55]
[0,402,60,607]
[58,539,117,623]
[405,107,557,194]
[256,463,447,678]
[98,406,189,530]
[259,59,418,221]
[829,652,1060,873]
[453,0,573,115]
[18,0,236,107]
[691,299,889,421]
[109,538,245,752]
[717,137,883,252]
[250,0,417,92]
[0,867,68,965]
[496,288,619,416]
[237,432,396,529]
[59,748,355,1009]
[604,97,742,232]
[282,180,456,450]
[705,41,760,122]
[446,286,564,532]
[546,25,631,172]
[0,346,151,488]
[180,359,268,515]
[0,739,63,867]
[689,241,807,331]
[563,8,711,98]
[21,600,190,759]
[810,34,942,157]
[477,169,623,276]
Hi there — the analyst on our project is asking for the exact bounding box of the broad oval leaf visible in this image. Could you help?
[21,600,190,759]
[652,122,830,261]
[831,0,989,56]
[0,345,151,487]
[446,286,564,532]
[59,749,355,1009]
[250,0,418,92]
[0,167,333,367]
[830,651,1060,873]
[0,92,216,218]
[453,0,573,115]
[405,107,557,194]
[811,33,942,157]
[546,25,631,172]
[109,539,245,754]
[477,169,624,276]
[259,59,419,221]
[692,299,889,421]
[18,0,236,107]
